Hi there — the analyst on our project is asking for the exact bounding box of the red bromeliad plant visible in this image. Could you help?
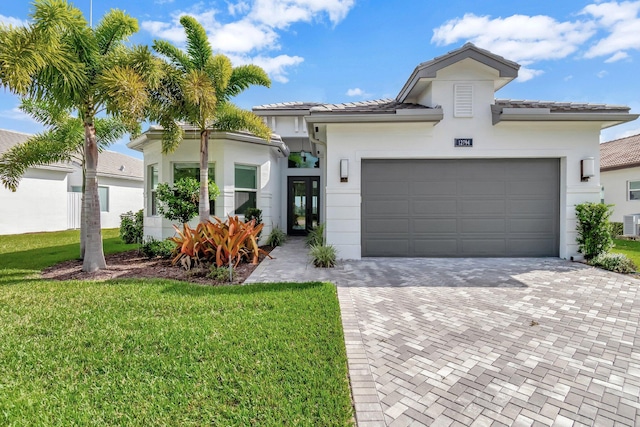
[169,216,270,270]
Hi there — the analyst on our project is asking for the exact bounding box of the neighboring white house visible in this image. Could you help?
[131,43,638,259]
[0,129,144,235]
[600,133,640,223]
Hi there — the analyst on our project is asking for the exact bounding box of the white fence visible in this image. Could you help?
[67,192,81,229]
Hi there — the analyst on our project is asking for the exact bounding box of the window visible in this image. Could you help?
[149,164,159,215]
[234,164,257,215]
[99,186,109,212]
[71,186,82,193]
[288,151,319,168]
[629,181,640,200]
[173,162,216,213]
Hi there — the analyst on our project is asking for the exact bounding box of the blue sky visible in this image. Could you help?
[1,0,639,159]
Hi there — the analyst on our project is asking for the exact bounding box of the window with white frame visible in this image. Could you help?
[99,186,109,212]
[172,162,216,213]
[149,164,159,215]
[629,181,640,200]
[234,164,257,215]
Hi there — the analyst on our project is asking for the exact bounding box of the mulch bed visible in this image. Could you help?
[41,247,275,285]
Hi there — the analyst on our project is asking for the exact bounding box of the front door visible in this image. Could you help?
[287,176,320,235]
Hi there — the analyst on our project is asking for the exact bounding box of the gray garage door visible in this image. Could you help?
[361,159,560,257]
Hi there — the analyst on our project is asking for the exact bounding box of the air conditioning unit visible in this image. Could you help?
[623,214,640,235]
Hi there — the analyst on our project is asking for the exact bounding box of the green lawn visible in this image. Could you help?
[0,230,353,426]
[611,238,640,267]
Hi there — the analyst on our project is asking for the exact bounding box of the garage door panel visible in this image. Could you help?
[364,200,410,215]
[365,219,410,233]
[459,181,506,196]
[364,240,410,256]
[508,199,556,215]
[362,159,559,257]
[411,181,457,196]
[412,200,457,215]
[459,199,506,215]
[368,181,410,196]
[461,239,506,255]
[461,218,506,233]
[412,218,457,233]
[413,239,458,256]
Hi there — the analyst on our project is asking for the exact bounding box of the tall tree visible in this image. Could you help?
[0,99,129,258]
[150,16,272,223]
[0,0,159,272]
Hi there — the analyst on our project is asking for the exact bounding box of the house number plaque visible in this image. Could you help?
[454,138,473,147]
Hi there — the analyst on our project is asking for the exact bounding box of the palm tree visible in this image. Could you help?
[0,99,129,258]
[0,0,159,272]
[149,15,272,223]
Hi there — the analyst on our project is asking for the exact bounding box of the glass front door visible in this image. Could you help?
[287,176,320,235]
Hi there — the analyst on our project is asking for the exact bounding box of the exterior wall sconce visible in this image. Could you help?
[340,159,349,182]
[581,157,595,182]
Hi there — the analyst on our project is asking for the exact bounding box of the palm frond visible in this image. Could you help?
[153,40,192,72]
[0,26,50,94]
[19,98,71,127]
[225,64,271,100]
[206,55,232,104]
[97,65,148,130]
[214,103,272,141]
[0,128,80,191]
[94,9,138,56]
[94,117,129,147]
[183,69,217,127]
[159,119,184,153]
[179,15,212,71]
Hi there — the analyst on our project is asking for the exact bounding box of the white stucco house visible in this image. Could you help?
[0,129,144,235]
[130,43,638,259]
[600,133,640,223]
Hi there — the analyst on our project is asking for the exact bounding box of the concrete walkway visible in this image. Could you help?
[246,239,640,426]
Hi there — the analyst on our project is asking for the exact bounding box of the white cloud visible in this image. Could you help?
[0,14,28,27]
[154,0,175,4]
[210,20,279,53]
[517,67,544,82]
[246,54,304,83]
[583,1,640,59]
[597,70,609,78]
[604,51,629,62]
[228,1,250,16]
[249,0,355,29]
[346,88,370,97]
[0,106,38,124]
[432,14,595,67]
[564,75,574,81]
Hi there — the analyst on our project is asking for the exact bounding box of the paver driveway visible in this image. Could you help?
[247,242,640,426]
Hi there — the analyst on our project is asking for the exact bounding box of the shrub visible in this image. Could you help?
[575,203,614,260]
[140,237,176,259]
[208,265,236,282]
[266,226,287,247]
[119,209,144,244]
[305,223,325,247]
[309,244,336,268]
[590,252,637,273]
[170,216,270,270]
[156,177,220,224]
[244,208,263,238]
[610,222,623,237]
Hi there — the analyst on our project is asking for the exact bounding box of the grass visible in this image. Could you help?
[611,238,640,267]
[0,230,353,426]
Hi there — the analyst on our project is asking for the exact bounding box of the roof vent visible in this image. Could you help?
[119,165,126,172]
[454,84,473,117]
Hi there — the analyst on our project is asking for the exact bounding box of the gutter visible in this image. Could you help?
[492,106,639,127]
[306,109,443,125]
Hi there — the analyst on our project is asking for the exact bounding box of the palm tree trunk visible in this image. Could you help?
[198,129,210,223]
[80,162,87,259]
[82,120,106,272]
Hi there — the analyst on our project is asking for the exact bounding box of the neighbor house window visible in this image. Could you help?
[99,186,109,212]
[234,164,257,215]
[629,181,640,200]
[149,164,159,215]
[172,162,216,213]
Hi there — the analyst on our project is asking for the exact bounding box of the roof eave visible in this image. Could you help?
[492,108,639,128]
[306,110,444,125]
[253,109,312,117]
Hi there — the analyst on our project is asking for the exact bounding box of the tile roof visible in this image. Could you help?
[0,129,142,179]
[600,133,640,171]
[495,99,631,113]
[96,150,143,180]
[309,99,433,114]
[253,101,324,111]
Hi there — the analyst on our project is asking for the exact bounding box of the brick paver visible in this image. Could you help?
[247,240,640,426]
